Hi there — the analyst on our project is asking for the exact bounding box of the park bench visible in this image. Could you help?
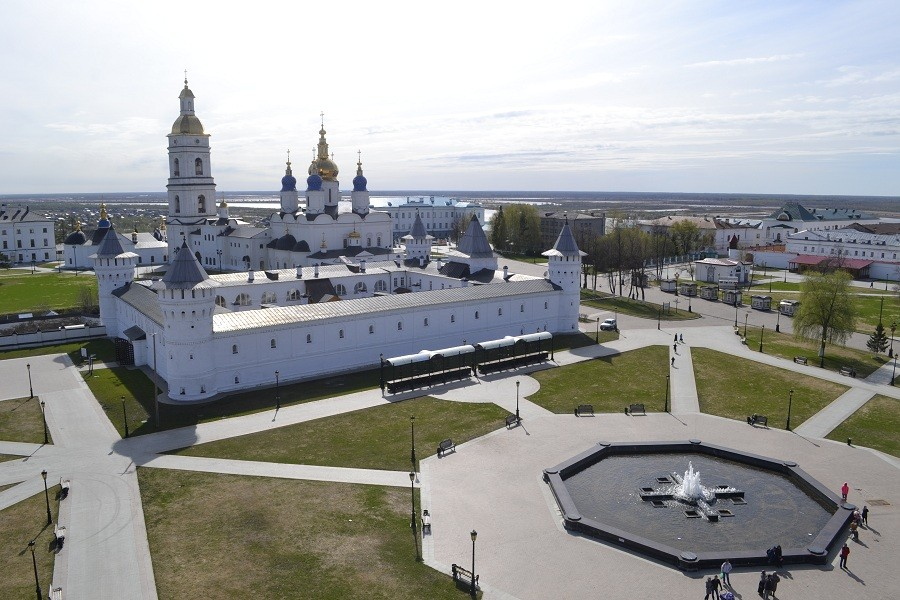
[59,478,71,500]
[49,588,63,600]
[54,523,66,549]
[574,404,594,417]
[505,414,520,428]
[747,414,768,427]
[437,438,456,457]
[840,366,857,377]
[451,563,479,590]
[626,403,646,416]
[421,510,431,534]
[793,356,808,365]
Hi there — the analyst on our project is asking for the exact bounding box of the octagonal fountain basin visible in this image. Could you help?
[543,440,854,570]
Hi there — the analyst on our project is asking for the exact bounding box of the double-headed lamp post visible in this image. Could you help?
[776,307,781,333]
[275,371,280,410]
[41,469,52,525]
[515,380,520,424]
[29,539,42,600]
[409,472,420,560]
[786,389,794,431]
[892,355,897,387]
[759,325,765,353]
[27,363,33,398]
[410,416,416,469]
[890,322,896,358]
[40,401,48,445]
[744,312,749,338]
[470,530,478,597]
[121,396,129,438]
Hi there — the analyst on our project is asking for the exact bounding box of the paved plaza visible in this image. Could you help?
[0,287,898,599]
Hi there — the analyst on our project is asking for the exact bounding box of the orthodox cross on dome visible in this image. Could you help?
[183,69,189,87]
[357,149,361,165]
[320,111,324,128]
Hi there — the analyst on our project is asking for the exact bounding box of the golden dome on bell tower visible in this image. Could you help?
[310,114,339,181]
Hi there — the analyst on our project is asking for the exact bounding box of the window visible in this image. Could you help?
[262,291,277,304]
[234,376,240,384]
[397,322,403,330]
[339,329,344,339]
[520,304,524,313]
[498,308,503,316]
[335,284,346,296]
[354,282,367,294]
[451,314,455,323]
[270,339,276,349]
[232,344,238,354]
[215,296,226,307]
[424,317,429,327]
[475,311,479,319]
[369,325,374,334]
[287,289,301,301]
[195,158,203,175]
[173,158,180,177]
[306,334,312,343]
[175,195,180,213]
[544,302,548,309]
[198,194,206,212]
[235,293,251,306]
[375,280,387,293]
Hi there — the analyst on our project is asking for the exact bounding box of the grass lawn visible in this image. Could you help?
[139,469,477,600]
[581,291,701,322]
[0,397,52,444]
[84,365,382,437]
[0,271,97,314]
[741,326,888,378]
[849,294,900,333]
[827,395,900,457]
[0,486,60,600]
[0,339,116,363]
[174,396,509,470]
[529,346,670,413]
[496,251,547,264]
[692,348,848,426]
[0,455,20,463]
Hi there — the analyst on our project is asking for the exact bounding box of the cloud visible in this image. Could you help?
[684,54,803,69]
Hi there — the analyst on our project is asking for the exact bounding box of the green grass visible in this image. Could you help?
[580,291,701,321]
[0,397,52,444]
[827,395,900,457]
[139,469,478,600]
[83,366,382,437]
[0,339,116,363]
[0,270,97,314]
[496,251,547,264]
[741,326,888,378]
[692,348,848,426]
[529,346,670,413]
[0,487,60,600]
[173,396,509,470]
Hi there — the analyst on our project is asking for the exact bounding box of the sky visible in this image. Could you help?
[1,1,899,197]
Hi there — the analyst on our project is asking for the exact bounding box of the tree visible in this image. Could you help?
[451,214,473,244]
[490,204,541,256]
[793,270,858,367]
[867,322,889,357]
[488,207,507,250]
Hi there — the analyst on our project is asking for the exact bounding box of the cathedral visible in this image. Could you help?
[91,79,585,403]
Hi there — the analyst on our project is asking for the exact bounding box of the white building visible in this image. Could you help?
[784,228,900,280]
[0,204,56,265]
[63,204,168,270]
[378,196,485,243]
[693,257,751,286]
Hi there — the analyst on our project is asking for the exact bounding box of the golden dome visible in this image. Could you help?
[348,229,361,239]
[171,114,205,135]
[314,157,339,181]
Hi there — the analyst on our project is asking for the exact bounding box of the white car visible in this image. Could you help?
[599,318,617,331]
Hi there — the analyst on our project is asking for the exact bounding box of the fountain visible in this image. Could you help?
[674,461,709,503]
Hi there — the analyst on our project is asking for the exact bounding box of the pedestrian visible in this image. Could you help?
[712,575,722,599]
[849,520,859,540]
[705,576,714,600]
[675,333,678,342]
[671,356,675,366]
[839,543,850,569]
[673,343,678,353]
[861,505,869,526]
[769,572,780,598]
[774,545,783,568]
[721,559,732,586]
[763,573,773,599]
[757,571,767,596]
[841,481,849,502]
[680,333,684,343]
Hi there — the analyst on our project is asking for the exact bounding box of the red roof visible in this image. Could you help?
[789,254,873,269]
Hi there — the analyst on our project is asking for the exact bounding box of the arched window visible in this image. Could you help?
[544,301,548,309]
[235,293,251,306]
[339,329,344,339]
[262,291,277,304]
[232,344,238,354]
[520,304,524,313]
[173,158,180,177]
[195,158,203,175]
[270,339,276,349]
[287,289,301,301]
[498,307,503,316]
[369,325,374,334]
[335,284,346,296]
[354,282,367,294]
[215,295,226,307]
[198,195,206,212]
[424,318,429,327]
[451,314,455,323]
[377,236,382,246]
[397,321,403,330]
[306,334,312,343]
[234,376,239,384]
[375,280,387,293]
[174,195,180,213]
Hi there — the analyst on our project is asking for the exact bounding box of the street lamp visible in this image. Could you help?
[890,322,896,358]
[759,325,765,353]
[31,259,36,274]
[734,302,739,327]
[216,248,222,271]
[27,363,33,398]
[657,308,661,330]
[595,316,600,343]
[151,332,160,427]
[275,370,280,411]
[786,389,794,431]
[515,380,520,424]
[121,396,129,438]
[470,530,478,598]
[29,539,42,600]
[892,355,897,387]
[744,312,749,338]
[40,401,48,445]
[665,374,670,413]
[410,416,416,469]
[41,469,52,525]
[776,307,781,333]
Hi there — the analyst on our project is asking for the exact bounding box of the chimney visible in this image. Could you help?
[360,259,366,273]
[503,265,509,279]
[436,258,443,270]
[419,256,424,268]
[296,265,303,279]
[248,268,254,282]
[314,264,319,278]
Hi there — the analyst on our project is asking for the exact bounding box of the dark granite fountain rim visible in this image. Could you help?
[543,439,853,570]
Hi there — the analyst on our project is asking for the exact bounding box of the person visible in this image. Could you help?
[758,571,767,596]
[673,343,678,353]
[841,482,849,502]
[680,333,684,343]
[849,520,859,540]
[705,576,714,600]
[675,333,679,342]
[839,543,850,569]
[763,573,773,598]
[671,357,675,366]
[774,545,783,568]
[712,575,722,599]
[769,572,780,598]
[721,559,733,586]
[862,505,869,526]
[721,592,735,600]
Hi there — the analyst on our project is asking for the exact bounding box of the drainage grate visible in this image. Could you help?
[656,477,672,484]
[867,499,890,506]
[684,509,701,518]
[718,509,734,517]
[651,500,666,508]
[732,498,747,505]
[640,487,654,493]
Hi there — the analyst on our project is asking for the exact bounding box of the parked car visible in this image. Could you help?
[600,318,617,331]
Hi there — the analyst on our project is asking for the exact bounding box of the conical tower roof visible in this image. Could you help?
[408,211,430,239]
[456,215,493,258]
[161,242,216,289]
[543,221,586,258]
[94,225,127,257]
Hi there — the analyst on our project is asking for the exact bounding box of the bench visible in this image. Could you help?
[421,510,431,534]
[747,414,768,427]
[437,438,456,457]
[59,478,71,500]
[49,588,63,600]
[574,404,594,417]
[505,414,520,428]
[840,366,857,378]
[793,356,808,365]
[54,524,66,549]
[626,403,646,416]
[451,563,479,590]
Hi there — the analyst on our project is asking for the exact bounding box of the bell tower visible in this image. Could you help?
[166,76,216,261]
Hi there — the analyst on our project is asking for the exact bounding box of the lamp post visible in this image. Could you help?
[744,312,749,338]
[657,308,661,330]
[515,380,520,424]
[41,469,52,525]
[31,259,36,274]
[892,355,897,387]
[410,416,416,469]
[151,332,160,427]
[819,333,827,368]
[470,530,478,598]
[776,307,781,333]
[595,316,600,343]
[890,322,896,358]
[759,325,765,353]
[216,248,222,271]
[734,301,739,327]
[29,539,42,600]
[275,371,280,411]
[27,363,33,398]
[409,472,420,560]
[121,396,129,438]
[786,389,794,431]
[665,374,670,413]
[40,401,48,445]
